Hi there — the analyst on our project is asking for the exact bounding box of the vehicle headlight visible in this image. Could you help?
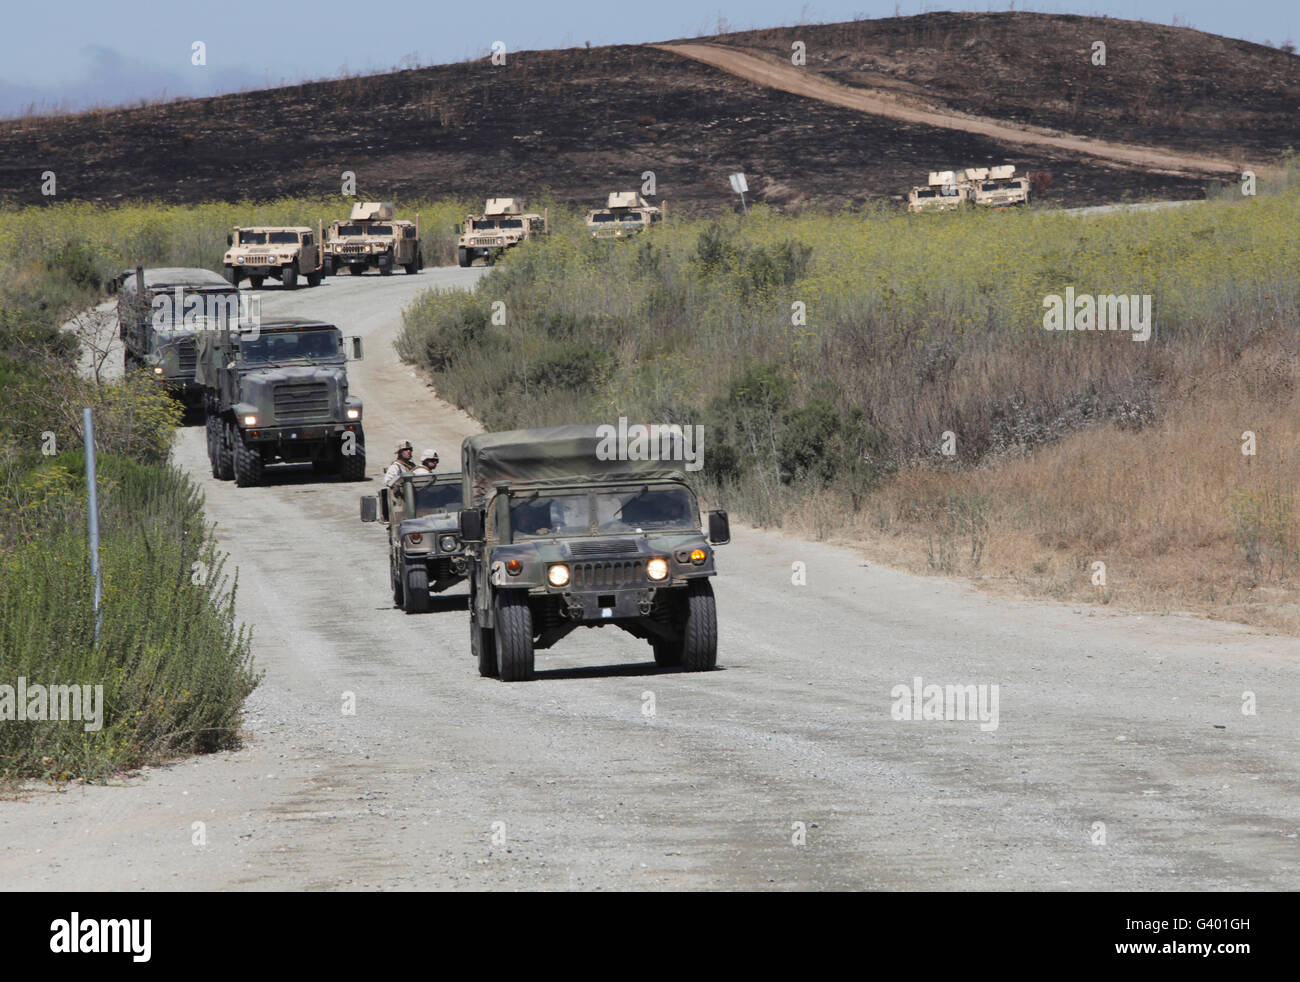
[439,535,457,553]
[548,564,570,587]
[153,366,164,375]
[242,414,257,426]
[346,408,360,419]
[236,257,244,264]
[646,558,670,581]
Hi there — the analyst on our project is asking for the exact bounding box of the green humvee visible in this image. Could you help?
[359,471,468,613]
[456,425,729,681]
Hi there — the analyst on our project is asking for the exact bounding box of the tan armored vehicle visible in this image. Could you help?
[907,171,971,213]
[323,202,422,277]
[585,191,662,239]
[223,226,324,289]
[456,197,548,267]
[968,165,1031,208]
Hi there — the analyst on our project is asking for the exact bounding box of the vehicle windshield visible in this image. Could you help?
[238,231,266,244]
[267,231,300,244]
[499,218,524,229]
[589,213,616,222]
[510,492,589,538]
[366,225,392,235]
[508,485,697,538]
[413,481,462,515]
[240,329,340,363]
[471,219,497,230]
[597,485,696,533]
[336,224,365,236]
[915,189,937,198]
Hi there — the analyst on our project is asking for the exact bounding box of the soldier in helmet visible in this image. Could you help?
[412,448,440,475]
[384,439,417,488]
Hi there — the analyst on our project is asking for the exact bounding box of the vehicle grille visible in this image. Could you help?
[470,237,503,247]
[176,339,197,374]
[272,381,330,423]
[569,539,639,557]
[571,559,645,590]
[241,255,274,265]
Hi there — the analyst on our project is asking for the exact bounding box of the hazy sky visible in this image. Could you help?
[3,0,1295,117]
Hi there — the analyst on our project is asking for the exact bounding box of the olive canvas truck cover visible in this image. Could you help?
[461,424,689,506]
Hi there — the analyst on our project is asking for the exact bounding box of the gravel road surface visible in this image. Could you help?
[4,267,1297,891]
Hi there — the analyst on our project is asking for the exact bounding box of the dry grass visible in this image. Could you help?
[785,330,1300,632]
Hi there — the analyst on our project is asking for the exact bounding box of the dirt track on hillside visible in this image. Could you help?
[658,43,1243,178]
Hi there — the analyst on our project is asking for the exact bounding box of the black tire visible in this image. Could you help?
[339,430,366,481]
[652,636,683,667]
[416,249,424,271]
[233,433,263,487]
[457,246,470,268]
[391,561,405,607]
[215,422,235,481]
[679,579,718,672]
[403,261,417,274]
[282,265,298,290]
[306,270,322,287]
[224,266,240,286]
[473,615,498,677]
[405,567,430,614]
[206,414,220,477]
[323,258,335,277]
[493,590,534,681]
[249,275,264,289]
[311,456,340,475]
[379,260,393,277]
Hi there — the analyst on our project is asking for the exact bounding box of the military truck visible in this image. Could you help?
[907,171,971,213]
[112,265,240,407]
[323,202,422,277]
[968,165,1031,208]
[359,471,469,613]
[456,198,548,267]
[196,316,366,487]
[584,191,662,239]
[455,425,729,681]
[223,225,324,289]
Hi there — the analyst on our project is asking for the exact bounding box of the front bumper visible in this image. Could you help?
[241,422,359,444]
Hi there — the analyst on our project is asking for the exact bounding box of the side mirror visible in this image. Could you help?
[459,508,484,542]
[360,495,378,522]
[350,336,364,360]
[707,509,730,545]
[226,234,233,247]
[454,223,462,235]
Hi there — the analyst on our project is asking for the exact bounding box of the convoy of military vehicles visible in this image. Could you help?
[907,164,1029,213]
[108,167,1037,673]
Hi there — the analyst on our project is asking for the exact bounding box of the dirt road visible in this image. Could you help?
[658,43,1243,178]
[4,267,1297,891]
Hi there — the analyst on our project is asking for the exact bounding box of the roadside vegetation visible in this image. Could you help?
[399,164,1300,630]
[0,195,470,281]
[0,211,262,783]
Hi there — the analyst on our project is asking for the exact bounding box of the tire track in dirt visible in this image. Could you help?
[657,43,1243,178]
